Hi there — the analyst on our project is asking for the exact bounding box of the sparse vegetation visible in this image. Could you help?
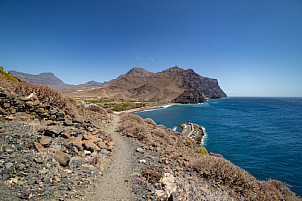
[83,98,165,111]
[0,66,19,82]
[196,147,207,155]
[0,66,77,116]
[118,112,300,200]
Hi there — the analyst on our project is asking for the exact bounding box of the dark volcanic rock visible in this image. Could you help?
[174,89,205,104]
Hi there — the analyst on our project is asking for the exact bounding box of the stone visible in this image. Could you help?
[0,107,6,115]
[54,150,70,167]
[56,112,65,121]
[26,93,38,100]
[107,140,115,146]
[84,150,91,155]
[97,141,107,149]
[39,136,52,146]
[83,133,97,143]
[5,162,14,169]
[26,101,34,107]
[69,157,84,169]
[139,159,146,163]
[83,141,99,152]
[38,169,48,174]
[64,120,73,126]
[55,176,61,182]
[36,108,44,113]
[66,136,83,149]
[3,102,10,108]
[10,108,16,114]
[34,142,46,152]
[11,177,18,184]
[33,100,40,105]
[136,147,144,153]
[168,192,178,201]
[62,131,71,139]
[44,125,64,136]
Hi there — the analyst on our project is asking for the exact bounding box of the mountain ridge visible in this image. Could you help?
[62,66,227,103]
[9,70,103,89]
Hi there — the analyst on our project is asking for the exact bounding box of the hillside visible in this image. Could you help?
[63,66,227,103]
[9,70,103,90]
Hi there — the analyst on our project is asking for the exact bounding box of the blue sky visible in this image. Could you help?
[0,0,302,97]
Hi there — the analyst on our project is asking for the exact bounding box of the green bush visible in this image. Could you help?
[0,66,19,82]
[196,147,207,155]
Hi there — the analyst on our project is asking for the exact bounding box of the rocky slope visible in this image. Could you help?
[62,66,227,103]
[9,70,103,90]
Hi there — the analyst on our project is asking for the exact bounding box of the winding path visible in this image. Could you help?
[92,115,138,200]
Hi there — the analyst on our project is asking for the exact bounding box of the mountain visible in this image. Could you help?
[125,67,154,77]
[62,66,227,103]
[9,70,103,90]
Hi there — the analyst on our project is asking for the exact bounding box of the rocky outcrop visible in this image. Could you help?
[174,89,205,104]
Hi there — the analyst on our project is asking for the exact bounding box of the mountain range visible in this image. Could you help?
[62,66,226,103]
[9,70,103,89]
[10,66,227,103]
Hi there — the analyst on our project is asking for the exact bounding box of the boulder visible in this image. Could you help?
[83,141,100,152]
[44,125,64,136]
[34,142,46,152]
[65,136,83,149]
[97,141,107,149]
[39,136,52,146]
[83,133,98,143]
[3,102,10,108]
[54,150,70,167]
[25,93,38,100]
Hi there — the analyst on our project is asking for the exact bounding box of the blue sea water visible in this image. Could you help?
[134,97,302,196]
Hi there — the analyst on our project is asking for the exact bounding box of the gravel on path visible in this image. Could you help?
[91,115,139,201]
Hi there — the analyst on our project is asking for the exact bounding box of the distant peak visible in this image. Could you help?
[125,67,153,77]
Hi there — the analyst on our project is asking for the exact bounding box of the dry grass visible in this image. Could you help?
[142,165,164,183]
[190,156,299,200]
[151,128,171,143]
[144,118,157,126]
[86,103,108,115]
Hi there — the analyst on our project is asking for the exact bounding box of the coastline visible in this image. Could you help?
[113,103,179,114]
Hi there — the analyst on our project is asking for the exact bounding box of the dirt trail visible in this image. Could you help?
[92,115,138,201]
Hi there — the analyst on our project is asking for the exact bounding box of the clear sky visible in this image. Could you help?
[1,0,302,97]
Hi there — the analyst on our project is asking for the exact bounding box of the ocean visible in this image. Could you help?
[134,97,302,196]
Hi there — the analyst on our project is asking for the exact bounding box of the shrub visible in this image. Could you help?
[186,140,192,146]
[151,128,170,143]
[196,147,207,155]
[0,66,19,82]
[87,103,107,115]
[120,113,144,124]
[142,165,164,183]
[189,156,295,200]
[118,121,151,143]
[144,118,157,126]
